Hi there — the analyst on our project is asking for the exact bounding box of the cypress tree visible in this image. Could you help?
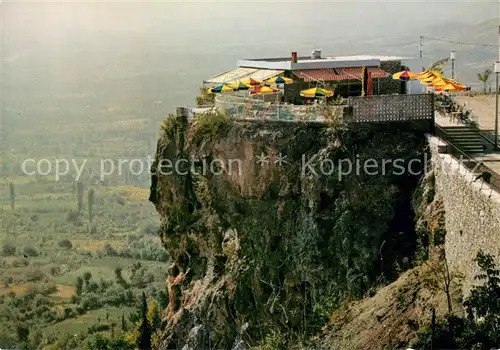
[88,187,95,223]
[147,299,160,331]
[121,313,127,332]
[77,180,84,214]
[136,292,152,350]
[8,182,15,210]
[75,276,84,296]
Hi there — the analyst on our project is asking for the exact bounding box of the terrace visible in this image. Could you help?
[204,50,418,105]
[192,50,433,125]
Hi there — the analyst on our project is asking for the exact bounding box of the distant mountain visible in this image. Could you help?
[416,18,497,89]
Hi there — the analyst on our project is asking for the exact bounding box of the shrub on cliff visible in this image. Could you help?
[190,109,232,145]
[196,87,215,107]
[414,250,500,348]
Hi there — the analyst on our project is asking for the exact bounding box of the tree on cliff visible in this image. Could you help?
[415,250,500,348]
[155,290,168,310]
[423,246,461,314]
[477,69,492,93]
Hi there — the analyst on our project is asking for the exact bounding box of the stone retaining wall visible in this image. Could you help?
[428,135,500,297]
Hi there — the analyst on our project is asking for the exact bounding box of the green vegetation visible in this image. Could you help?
[77,180,84,215]
[0,101,170,348]
[88,187,95,223]
[478,69,492,93]
[190,109,232,145]
[415,250,500,349]
[427,57,450,74]
[195,87,216,107]
[152,118,430,348]
[9,182,15,210]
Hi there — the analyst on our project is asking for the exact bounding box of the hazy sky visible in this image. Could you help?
[0,0,497,117]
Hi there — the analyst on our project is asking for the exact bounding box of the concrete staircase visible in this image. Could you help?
[442,126,485,155]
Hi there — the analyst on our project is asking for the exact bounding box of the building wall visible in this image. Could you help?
[428,136,500,298]
[378,61,405,95]
[283,80,316,103]
[283,60,404,101]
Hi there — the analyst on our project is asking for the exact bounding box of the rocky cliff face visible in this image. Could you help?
[149,112,428,349]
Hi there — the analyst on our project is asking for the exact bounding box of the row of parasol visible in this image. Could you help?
[209,76,334,98]
[392,70,469,92]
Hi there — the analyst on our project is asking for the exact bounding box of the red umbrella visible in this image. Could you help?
[242,78,262,86]
[249,86,278,94]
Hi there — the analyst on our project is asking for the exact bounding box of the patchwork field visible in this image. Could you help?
[0,97,168,348]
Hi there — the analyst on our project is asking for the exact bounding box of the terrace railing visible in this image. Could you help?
[198,93,436,124]
[435,124,500,195]
[214,94,342,121]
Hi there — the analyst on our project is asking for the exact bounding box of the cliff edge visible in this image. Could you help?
[149,112,429,348]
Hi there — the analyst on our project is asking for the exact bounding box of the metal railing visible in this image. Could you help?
[215,93,435,123]
[435,124,500,195]
[214,94,343,121]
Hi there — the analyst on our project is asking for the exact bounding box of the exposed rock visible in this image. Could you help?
[150,113,429,348]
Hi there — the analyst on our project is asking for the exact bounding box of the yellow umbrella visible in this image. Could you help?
[266,75,294,84]
[229,81,250,90]
[434,82,466,91]
[300,87,334,98]
[434,84,459,91]
[418,70,442,81]
[210,84,235,93]
[427,76,460,87]
[426,77,449,86]
[392,71,420,80]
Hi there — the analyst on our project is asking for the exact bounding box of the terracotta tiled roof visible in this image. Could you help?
[294,67,389,82]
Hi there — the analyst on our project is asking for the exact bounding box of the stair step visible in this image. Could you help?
[446,130,480,133]
[444,127,478,130]
[446,130,480,134]
[452,139,483,143]
[450,143,483,146]
[450,137,483,141]
[449,137,483,141]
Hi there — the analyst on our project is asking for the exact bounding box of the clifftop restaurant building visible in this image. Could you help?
[204,50,413,103]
